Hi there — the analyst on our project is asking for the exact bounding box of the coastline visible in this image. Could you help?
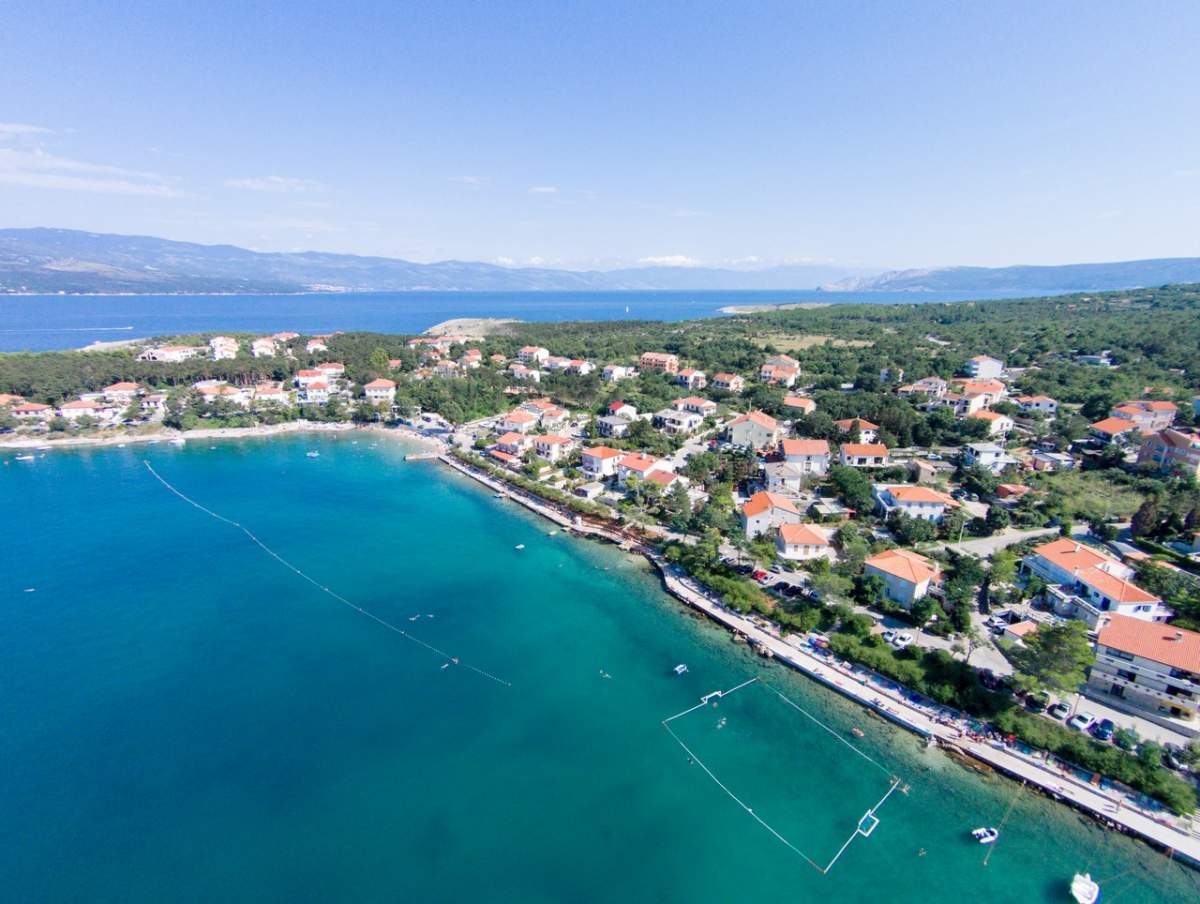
[0,420,442,453]
[718,301,832,314]
[436,451,1200,866]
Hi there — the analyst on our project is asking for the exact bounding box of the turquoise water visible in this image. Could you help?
[0,435,1192,903]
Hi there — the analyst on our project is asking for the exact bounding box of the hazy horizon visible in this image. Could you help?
[3,2,1199,270]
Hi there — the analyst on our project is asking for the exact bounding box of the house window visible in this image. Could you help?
[1107,648,1134,662]
[1116,669,1136,682]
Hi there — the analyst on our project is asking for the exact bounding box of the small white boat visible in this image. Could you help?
[306,451,320,458]
[1070,873,1100,904]
[971,827,999,844]
[14,454,35,461]
[515,544,525,550]
[169,438,186,446]
[673,663,688,675]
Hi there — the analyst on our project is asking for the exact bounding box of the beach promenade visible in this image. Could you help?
[434,448,1200,866]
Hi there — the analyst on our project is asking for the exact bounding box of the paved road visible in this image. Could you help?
[934,524,1078,557]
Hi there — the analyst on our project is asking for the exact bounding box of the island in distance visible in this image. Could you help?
[6,227,1200,296]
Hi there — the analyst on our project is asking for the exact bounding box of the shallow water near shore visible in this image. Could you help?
[0,435,1192,903]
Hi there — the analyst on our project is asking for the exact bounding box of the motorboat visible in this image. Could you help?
[673,663,688,675]
[514,544,525,550]
[1070,873,1100,904]
[306,450,320,458]
[971,826,999,844]
[169,438,186,446]
[14,454,34,461]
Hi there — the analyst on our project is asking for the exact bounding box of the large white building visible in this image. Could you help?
[963,355,1004,379]
[1087,616,1199,737]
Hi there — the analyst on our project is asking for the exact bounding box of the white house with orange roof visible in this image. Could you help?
[653,407,703,436]
[1088,416,1142,445]
[764,354,800,369]
[952,378,1008,406]
[739,490,801,538]
[617,452,672,487]
[12,401,53,422]
[581,446,623,479]
[725,411,779,450]
[301,382,330,404]
[968,409,1013,437]
[1137,427,1200,479]
[1087,616,1200,733]
[676,368,707,390]
[864,549,940,608]
[251,337,278,358]
[673,396,717,417]
[272,331,299,342]
[518,346,550,365]
[363,378,396,405]
[898,376,949,399]
[1110,399,1178,432]
[607,401,637,419]
[712,373,745,392]
[534,434,572,463]
[508,363,542,383]
[639,352,679,374]
[494,431,532,456]
[603,364,636,382]
[252,384,288,405]
[500,409,538,434]
[759,363,799,386]
[783,395,816,415]
[834,418,879,443]
[102,381,141,404]
[295,369,325,388]
[776,523,834,562]
[315,362,345,380]
[140,392,168,414]
[543,356,571,372]
[1020,537,1170,627]
[781,438,830,476]
[963,355,1004,379]
[567,359,595,376]
[873,484,958,522]
[196,384,251,407]
[1015,395,1058,416]
[838,443,889,468]
[57,399,118,422]
[305,338,328,353]
[209,336,239,360]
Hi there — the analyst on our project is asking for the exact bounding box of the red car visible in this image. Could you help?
[752,570,770,583]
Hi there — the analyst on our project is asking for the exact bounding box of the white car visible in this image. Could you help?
[882,629,897,644]
[1068,712,1096,732]
[891,632,915,649]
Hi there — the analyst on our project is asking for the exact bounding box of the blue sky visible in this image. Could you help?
[2,1,1198,270]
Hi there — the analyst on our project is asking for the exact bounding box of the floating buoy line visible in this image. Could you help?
[143,460,511,687]
[662,676,903,875]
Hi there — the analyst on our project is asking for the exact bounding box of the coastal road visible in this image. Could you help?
[933,525,1078,558]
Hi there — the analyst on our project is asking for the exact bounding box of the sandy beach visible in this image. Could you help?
[718,302,832,314]
[422,317,520,336]
[0,420,442,453]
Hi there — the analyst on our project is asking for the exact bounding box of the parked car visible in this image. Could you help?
[752,570,770,583]
[891,632,915,649]
[1048,702,1071,720]
[1092,719,1116,742]
[882,629,897,644]
[1025,690,1051,713]
[1068,712,1096,732]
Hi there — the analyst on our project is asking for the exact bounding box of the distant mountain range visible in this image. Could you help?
[1,227,1198,296]
[0,228,870,294]
[821,258,1200,293]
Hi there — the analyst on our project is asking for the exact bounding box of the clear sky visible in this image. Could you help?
[2,1,1199,271]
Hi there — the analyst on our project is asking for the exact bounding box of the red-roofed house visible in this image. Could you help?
[968,409,1014,437]
[873,484,957,522]
[495,431,532,455]
[102,382,141,404]
[1137,428,1200,479]
[838,443,889,467]
[363,379,396,405]
[1111,399,1178,432]
[581,446,624,479]
[864,549,940,608]
[712,373,745,393]
[607,401,637,419]
[673,396,717,417]
[1015,395,1058,416]
[639,352,679,374]
[12,402,52,422]
[1088,416,1142,444]
[617,452,672,486]
[1088,616,1200,730]
[501,409,538,434]
[676,368,707,390]
[776,523,834,561]
[781,438,830,476]
[534,434,572,463]
[834,418,880,442]
[783,395,816,415]
[759,363,800,387]
[740,491,801,538]
[725,411,779,450]
[58,399,118,422]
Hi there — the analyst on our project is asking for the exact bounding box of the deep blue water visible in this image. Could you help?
[0,289,1055,351]
[0,435,1191,902]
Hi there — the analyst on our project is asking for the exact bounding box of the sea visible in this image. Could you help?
[0,434,1190,903]
[0,288,1059,352]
